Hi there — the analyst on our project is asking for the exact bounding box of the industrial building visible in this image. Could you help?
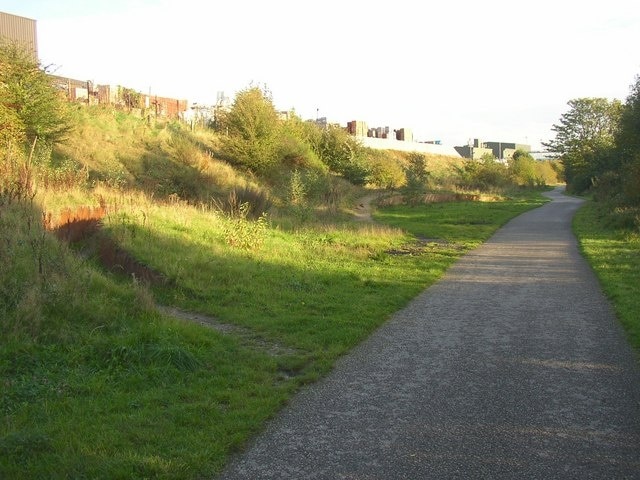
[0,11,38,58]
[395,128,413,142]
[347,120,368,137]
[455,139,531,161]
[2,10,186,119]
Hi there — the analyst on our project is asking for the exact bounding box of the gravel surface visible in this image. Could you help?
[218,188,640,479]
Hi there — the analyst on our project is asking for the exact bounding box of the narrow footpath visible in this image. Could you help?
[219,188,640,479]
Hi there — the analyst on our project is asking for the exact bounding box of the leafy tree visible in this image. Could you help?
[1,41,71,199]
[509,149,539,187]
[0,41,71,152]
[403,152,430,194]
[314,126,370,185]
[368,157,405,190]
[454,156,510,191]
[277,113,326,172]
[615,75,640,205]
[120,87,142,110]
[220,86,280,172]
[543,97,622,193]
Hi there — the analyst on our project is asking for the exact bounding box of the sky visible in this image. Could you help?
[3,0,640,150]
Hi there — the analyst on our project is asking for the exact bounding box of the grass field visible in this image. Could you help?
[0,190,548,479]
[573,201,640,351]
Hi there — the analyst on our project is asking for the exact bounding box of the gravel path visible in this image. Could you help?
[218,188,640,479]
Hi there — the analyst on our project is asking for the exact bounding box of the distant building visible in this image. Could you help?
[0,11,38,59]
[347,120,368,137]
[315,117,328,129]
[484,141,531,160]
[455,138,531,161]
[360,137,461,157]
[395,128,413,142]
[49,75,95,103]
[367,126,391,139]
[50,73,187,119]
[147,95,188,119]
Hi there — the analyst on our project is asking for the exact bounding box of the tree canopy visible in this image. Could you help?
[544,97,622,193]
[219,85,280,172]
[0,41,71,155]
[615,76,640,204]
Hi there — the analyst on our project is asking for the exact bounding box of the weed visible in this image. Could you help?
[213,186,271,219]
[222,203,269,250]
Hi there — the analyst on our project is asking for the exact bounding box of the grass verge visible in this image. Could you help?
[1,190,547,479]
[573,201,640,351]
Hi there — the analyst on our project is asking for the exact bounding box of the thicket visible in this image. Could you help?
[544,76,640,228]
[215,85,561,211]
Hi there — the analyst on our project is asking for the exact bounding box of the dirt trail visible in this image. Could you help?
[352,192,381,222]
[157,305,299,357]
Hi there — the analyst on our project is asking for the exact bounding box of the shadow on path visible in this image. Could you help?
[219,187,640,479]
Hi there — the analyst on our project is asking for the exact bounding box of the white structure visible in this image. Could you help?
[359,137,461,157]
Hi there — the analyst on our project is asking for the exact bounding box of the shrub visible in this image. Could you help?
[454,157,511,192]
[222,203,269,250]
[367,155,405,190]
[213,186,271,220]
[219,86,280,172]
[314,126,370,185]
[403,152,430,194]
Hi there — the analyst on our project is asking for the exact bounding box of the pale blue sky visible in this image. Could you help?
[3,0,639,149]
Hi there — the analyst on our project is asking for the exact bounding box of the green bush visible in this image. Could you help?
[314,126,370,185]
[222,204,268,250]
[219,86,280,172]
[403,152,430,195]
[454,157,511,191]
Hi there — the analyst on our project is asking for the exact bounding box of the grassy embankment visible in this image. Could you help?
[573,201,640,351]
[1,106,551,478]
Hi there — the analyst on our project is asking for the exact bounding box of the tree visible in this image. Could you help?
[314,126,370,185]
[1,41,71,199]
[615,75,640,205]
[277,113,326,172]
[509,149,539,187]
[543,98,622,193]
[219,85,280,172]
[403,152,430,194]
[0,41,71,152]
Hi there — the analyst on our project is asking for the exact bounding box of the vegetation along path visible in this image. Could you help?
[219,187,640,479]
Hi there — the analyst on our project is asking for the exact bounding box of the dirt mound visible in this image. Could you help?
[44,205,168,285]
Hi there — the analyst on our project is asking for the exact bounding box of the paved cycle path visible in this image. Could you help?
[220,188,640,479]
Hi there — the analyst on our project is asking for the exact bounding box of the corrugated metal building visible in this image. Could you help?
[147,95,188,119]
[0,11,38,58]
[49,75,95,103]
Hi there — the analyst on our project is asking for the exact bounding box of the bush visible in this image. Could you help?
[222,203,269,251]
[403,152,430,194]
[314,126,370,185]
[510,150,540,187]
[367,155,405,190]
[219,86,280,172]
[213,186,271,220]
[454,157,511,191]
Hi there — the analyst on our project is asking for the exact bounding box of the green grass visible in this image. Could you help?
[52,105,258,200]
[1,190,547,478]
[573,201,640,351]
[373,191,550,247]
